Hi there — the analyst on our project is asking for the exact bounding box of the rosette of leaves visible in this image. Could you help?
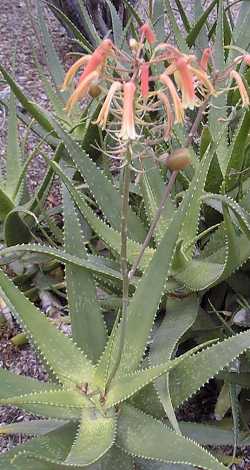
[1,1,250,468]
[2,146,250,469]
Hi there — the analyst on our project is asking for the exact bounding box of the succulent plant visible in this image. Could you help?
[1,1,250,468]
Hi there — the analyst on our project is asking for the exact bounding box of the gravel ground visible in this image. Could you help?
[0,0,70,195]
[0,0,249,467]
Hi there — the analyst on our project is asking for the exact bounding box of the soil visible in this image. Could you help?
[0,0,249,468]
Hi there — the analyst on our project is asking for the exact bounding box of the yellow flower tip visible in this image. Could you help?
[95,81,122,129]
[160,73,184,124]
[157,91,174,140]
[64,70,100,113]
[61,55,91,92]
[120,81,138,141]
[230,70,250,108]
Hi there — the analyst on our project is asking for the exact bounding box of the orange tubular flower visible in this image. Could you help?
[139,23,156,44]
[200,48,212,71]
[78,39,114,83]
[61,39,113,93]
[120,81,137,141]
[95,81,122,129]
[174,56,197,109]
[160,73,184,124]
[61,55,90,91]
[140,63,150,99]
[158,91,174,140]
[65,71,99,113]
[230,70,250,107]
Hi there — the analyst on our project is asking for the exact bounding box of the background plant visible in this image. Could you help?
[0,0,250,468]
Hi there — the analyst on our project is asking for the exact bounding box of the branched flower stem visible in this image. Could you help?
[128,170,178,281]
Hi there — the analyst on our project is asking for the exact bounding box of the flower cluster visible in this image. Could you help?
[61,23,250,147]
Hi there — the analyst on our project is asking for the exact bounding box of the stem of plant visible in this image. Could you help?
[128,170,178,281]
[105,148,131,391]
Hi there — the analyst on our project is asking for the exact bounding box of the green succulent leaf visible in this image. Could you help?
[226,1,250,63]
[180,421,250,447]
[170,328,250,409]
[0,389,92,411]
[186,0,217,47]
[0,367,58,399]
[0,186,14,222]
[152,0,165,42]
[65,409,117,466]
[63,174,106,361]
[0,419,67,436]
[178,143,215,259]
[46,115,146,243]
[105,340,215,409]
[117,404,225,469]
[174,0,191,33]
[105,0,124,49]
[164,0,189,52]
[4,208,31,246]
[0,369,81,420]
[0,65,55,135]
[109,195,190,379]
[36,1,66,91]
[225,110,250,189]
[46,159,153,270]
[140,150,175,244]
[5,91,22,200]
[0,422,77,468]
[0,243,127,285]
[75,0,100,47]
[150,295,199,432]
[208,0,227,177]
[0,267,95,387]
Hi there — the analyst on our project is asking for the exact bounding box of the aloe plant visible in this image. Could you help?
[1,0,250,468]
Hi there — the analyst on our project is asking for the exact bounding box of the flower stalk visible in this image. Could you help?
[105,148,131,389]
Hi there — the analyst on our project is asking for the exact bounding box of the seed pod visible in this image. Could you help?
[89,84,101,98]
[164,148,191,171]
